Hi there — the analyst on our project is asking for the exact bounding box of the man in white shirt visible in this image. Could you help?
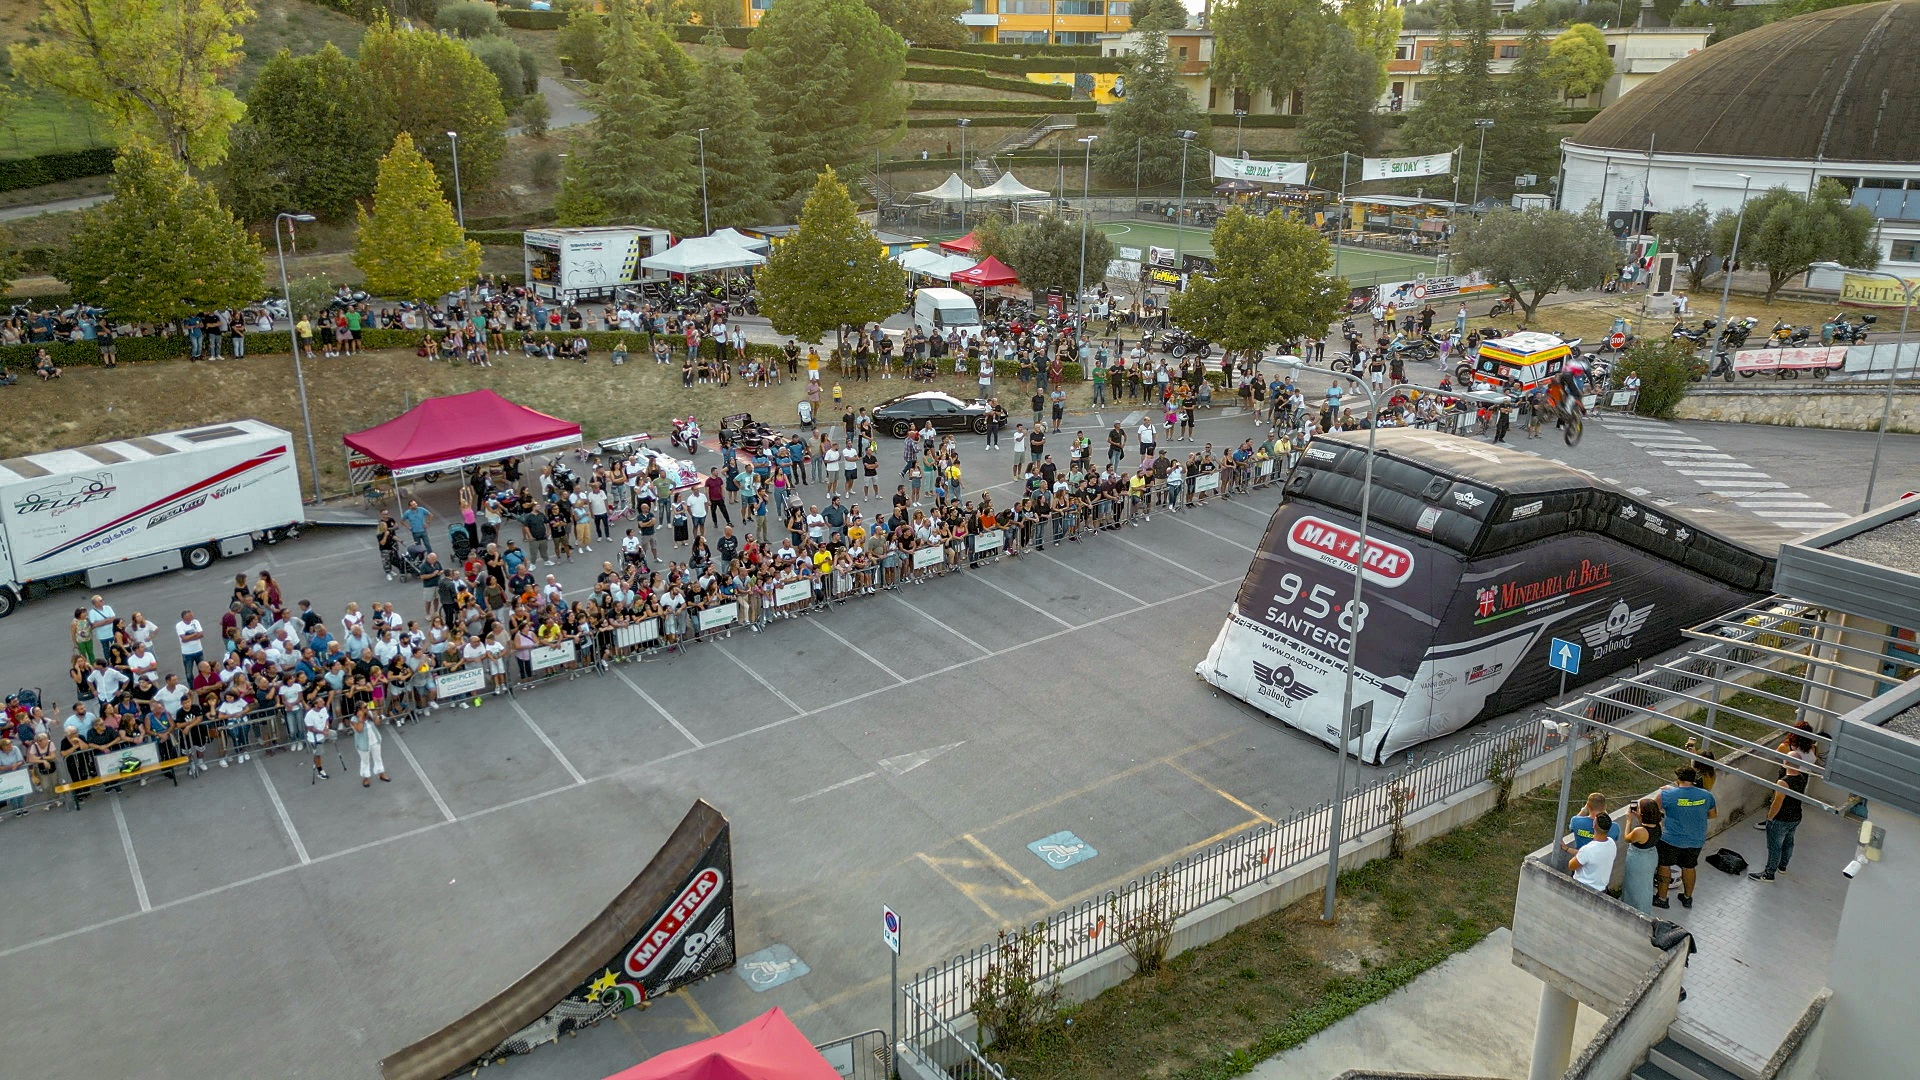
[1137,420,1157,460]
[303,699,332,781]
[176,609,205,678]
[1569,812,1618,892]
[86,660,129,707]
[125,643,159,679]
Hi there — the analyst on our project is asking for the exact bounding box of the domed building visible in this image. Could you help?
[1558,0,1920,289]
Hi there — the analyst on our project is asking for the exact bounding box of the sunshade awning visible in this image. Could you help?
[951,255,1018,287]
[913,173,982,203]
[342,390,582,479]
[708,227,769,252]
[896,247,949,274]
[599,1008,841,1080]
[640,235,767,274]
[938,231,981,254]
[974,172,1049,200]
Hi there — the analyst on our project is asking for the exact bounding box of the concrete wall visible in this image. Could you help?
[1763,989,1829,1080]
[1564,945,1690,1080]
[1512,856,1666,1010]
[1813,801,1920,1080]
[1672,386,1920,434]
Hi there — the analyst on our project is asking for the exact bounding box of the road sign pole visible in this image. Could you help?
[1550,668,1575,854]
[890,948,899,1079]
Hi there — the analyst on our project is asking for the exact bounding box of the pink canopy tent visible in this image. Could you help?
[950,255,1018,287]
[343,389,582,480]
[600,1008,840,1080]
[938,231,980,254]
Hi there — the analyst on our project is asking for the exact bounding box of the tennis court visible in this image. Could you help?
[1097,219,1445,287]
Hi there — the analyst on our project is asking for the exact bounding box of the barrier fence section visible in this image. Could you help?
[900,985,1016,1080]
[812,1029,895,1080]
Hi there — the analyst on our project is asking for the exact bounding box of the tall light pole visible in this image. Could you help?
[1711,173,1753,368]
[273,212,323,503]
[1813,261,1915,512]
[1174,129,1197,263]
[1055,140,1064,209]
[1134,136,1143,209]
[446,131,465,231]
[1077,134,1098,314]
[1234,109,1246,157]
[1470,118,1494,210]
[696,128,711,234]
[957,118,972,232]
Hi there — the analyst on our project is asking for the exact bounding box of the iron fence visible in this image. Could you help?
[812,1028,894,1080]
[900,984,1017,1080]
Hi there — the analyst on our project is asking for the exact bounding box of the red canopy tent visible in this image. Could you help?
[950,255,1018,287]
[343,389,582,480]
[938,231,980,254]
[600,1008,840,1080]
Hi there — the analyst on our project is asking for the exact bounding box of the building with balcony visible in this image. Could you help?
[736,0,1138,42]
[1558,1,1920,287]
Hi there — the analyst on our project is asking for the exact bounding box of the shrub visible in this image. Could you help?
[906,66,1072,99]
[909,97,1096,114]
[498,8,566,28]
[970,925,1062,1054]
[0,147,117,194]
[905,47,1123,74]
[670,23,752,47]
[1615,336,1700,418]
[520,93,552,139]
[434,0,505,37]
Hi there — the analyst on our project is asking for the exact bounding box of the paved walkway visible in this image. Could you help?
[508,76,592,137]
[0,192,109,221]
[1244,928,1606,1080]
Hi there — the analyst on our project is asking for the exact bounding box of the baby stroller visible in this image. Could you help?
[449,522,474,562]
[386,542,429,581]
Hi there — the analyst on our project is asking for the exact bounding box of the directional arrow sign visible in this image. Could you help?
[1549,637,1581,675]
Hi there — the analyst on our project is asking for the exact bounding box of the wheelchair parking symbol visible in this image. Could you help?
[736,944,809,992]
[1027,831,1098,871]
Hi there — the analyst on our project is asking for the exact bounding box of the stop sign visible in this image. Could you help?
[1609,332,1627,349]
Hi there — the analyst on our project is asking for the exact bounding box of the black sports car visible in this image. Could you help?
[872,391,994,437]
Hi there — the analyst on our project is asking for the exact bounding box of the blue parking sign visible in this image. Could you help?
[1548,638,1581,675]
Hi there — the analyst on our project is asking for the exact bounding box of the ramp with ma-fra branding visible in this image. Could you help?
[380,800,735,1080]
[1198,430,1795,764]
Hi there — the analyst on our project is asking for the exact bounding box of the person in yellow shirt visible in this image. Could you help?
[847,521,867,545]
[806,348,821,382]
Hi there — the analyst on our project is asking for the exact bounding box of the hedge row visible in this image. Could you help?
[943,43,1100,56]
[498,8,568,29]
[906,47,1123,74]
[906,66,1073,99]
[0,327,429,369]
[906,115,1045,129]
[670,24,753,47]
[0,146,117,194]
[466,229,527,246]
[910,97,1097,114]
[1563,108,1601,124]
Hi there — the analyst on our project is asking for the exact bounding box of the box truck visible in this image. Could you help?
[0,420,306,616]
[524,226,674,302]
[912,287,983,338]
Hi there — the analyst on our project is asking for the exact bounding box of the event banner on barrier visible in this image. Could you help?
[531,641,576,672]
[1731,345,1846,375]
[93,741,161,778]
[1193,474,1221,494]
[1212,154,1307,185]
[696,603,738,632]
[0,768,31,803]
[911,546,944,571]
[974,529,1004,555]
[1360,152,1453,181]
[615,619,661,649]
[774,581,813,607]
[436,666,487,699]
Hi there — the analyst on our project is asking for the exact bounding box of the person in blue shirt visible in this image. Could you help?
[400,499,433,552]
[1655,766,1716,909]
[1562,791,1622,853]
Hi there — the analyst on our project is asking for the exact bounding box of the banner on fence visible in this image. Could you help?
[93,741,161,778]
[531,641,576,672]
[1732,345,1845,375]
[774,580,813,607]
[615,618,661,649]
[1360,151,1453,181]
[0,769,32,802]
[911,546,944,570]
[696,602,739,632]
[1193,473,1221,494]
[1212,154,1307,185]
[974,529,1004,555]
[436,667,487,699]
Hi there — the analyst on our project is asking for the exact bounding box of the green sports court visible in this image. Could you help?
[1095,219,1447,288]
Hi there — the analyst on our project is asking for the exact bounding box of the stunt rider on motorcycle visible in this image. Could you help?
[1548,355,1588,420]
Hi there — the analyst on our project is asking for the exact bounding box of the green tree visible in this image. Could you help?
[692,0,742,25]
[468,36,540,111]
[55,139,264,323]
[744,0,908,201]
[757,167,905,355]
[1485,9,1561,194]
[557,6,607,80]
[1211,0,1327,106]
[1547,24,1613,99]
[1169,208,1345,355]
[1615,337,1700,418]
[358,19,509,194]
[676,44,777,228]
[555,0,699,232]
[1407,0,1558,200]
[434,0,505,37]
[999,215,1117,299]
[1340,0,1402,97]
[353,132,482,302]
[1655,201,1723,291]
[223,44,384,223]
[1093,30,1210,186]
[1453,207,1617,320]
[1127,0,1188,30]
[10,0,252,166]
[520,91,552,138]
[1402,0,1495,165]
[1712,180,1877,301]
[1299,23,1380,180]
[865,0,969,46]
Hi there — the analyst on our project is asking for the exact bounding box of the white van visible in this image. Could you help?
[912,287,982,338]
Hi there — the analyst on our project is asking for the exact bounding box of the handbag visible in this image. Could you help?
[1704,848,1749,875]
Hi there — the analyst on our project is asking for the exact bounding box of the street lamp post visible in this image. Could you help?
[273,212,323,503]
[696,128,711,235]
[1055,141,1064,209]
[1134,136,1143,209]
[958,118,972,232]
[1174,129,1198,263]
[1078,135,1098,314]
[1712,174,1754,369]
[1813,261,1915,512]
[1234,109,1246,157]
[1470,119,1494,210]
[446,131,465,231]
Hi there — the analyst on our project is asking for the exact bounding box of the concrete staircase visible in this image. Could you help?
[988,114,1077,156]
[1631,1032,1754,1080]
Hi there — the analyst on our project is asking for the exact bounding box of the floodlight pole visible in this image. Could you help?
[1471,119,1494,211]
[1078,135,1098,316]
[447,131,464,231]
[1174,130,1197,263]
[274,212,323,503]
[697,128,711,235]
[1712,173,1753,370]
[958,118,971,232]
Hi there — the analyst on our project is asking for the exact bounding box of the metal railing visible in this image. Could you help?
[900,984,1016,1080]
[812,1028,895,1080]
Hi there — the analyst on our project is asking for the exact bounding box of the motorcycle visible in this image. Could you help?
[1671,318,1718,347]
[1768,320,1812,348]
[1487,296,1518,318]
[1159,328,1212,358]
[1718,316,1758,352]
[1822,312,1875,345]
[669,416,703,455]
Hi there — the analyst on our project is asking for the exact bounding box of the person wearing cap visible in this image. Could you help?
[302,695,331,781]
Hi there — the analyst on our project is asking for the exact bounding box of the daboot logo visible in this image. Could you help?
[625,867,725,978]
[1286,515,1414,588]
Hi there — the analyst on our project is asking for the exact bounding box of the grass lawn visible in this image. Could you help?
[0,344,1001,497]
[0,84,112,159]
[1097,219,1441,288]
[989,679,1800,1079]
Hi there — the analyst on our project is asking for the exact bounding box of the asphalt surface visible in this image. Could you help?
[0,400,1914,1080]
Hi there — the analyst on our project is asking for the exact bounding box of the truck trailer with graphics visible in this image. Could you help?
[0,420,304,616]
[523,226,673,303]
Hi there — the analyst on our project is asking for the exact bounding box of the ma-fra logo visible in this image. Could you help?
[624,867,724,978]
[1286,515,1414,588]
[15,473,116,517]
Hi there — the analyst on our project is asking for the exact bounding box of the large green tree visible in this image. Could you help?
[1547,23,1613,100]
[1404,0,1558,200]
[744,0,908,201]
[1712,181,1877,301]
[55,139,264,322]
[1127,0,1188,30]
[675,43,777,229]
[10,0,252,166]
[358,19,509,195]
[1655,201,1723,291]
[353,132,482,302]
[1169,208,1345,355]
[1093,30,1210,186]
[998,215,1117,299]
[1402,0,1495,166]
[757,167,905,355]
[1340,0,1402,97]
[1454,207,1617,320]
[865,0,969,46]
[557,6,607,80]
[555,0,700,232]
[1485,10,1560,193]
[224,44,384,223]
[1299,22,1380,181]
[1210,0,1327,106]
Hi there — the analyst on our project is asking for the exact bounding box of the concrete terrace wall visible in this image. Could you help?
[1565,945,1690,1080]
[1674,386,1920,433]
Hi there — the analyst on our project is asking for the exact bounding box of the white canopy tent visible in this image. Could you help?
[639,234,767,274]
[709,227,770,252]
[974,172,1048,200]
[896,247,949,275]
[926,253,979,281]
[912,173,983,203]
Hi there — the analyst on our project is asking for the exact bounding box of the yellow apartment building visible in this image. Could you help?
[738,0,1135,44]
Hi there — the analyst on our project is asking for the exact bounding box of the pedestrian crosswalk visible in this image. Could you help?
[1595,416,1853,532]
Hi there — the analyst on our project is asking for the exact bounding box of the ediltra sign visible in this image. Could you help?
[1199,501,1752,762]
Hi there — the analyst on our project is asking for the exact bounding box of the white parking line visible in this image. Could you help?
[791,772,878,804]
[1172,516,1258,552]
[112,799,152,913]
[1693,479,1789,489]
[1113,535,1216,580]
[714,641,807,714]
[1737,500,1832,509]
[509,697,587,785]
[1036,551,1145,605]
[387,730,455,823]
[969,573,1076,629]
[254,759,311,865]
[611,665,705,748]
[892,594,991,654]
[811,621,905,683]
